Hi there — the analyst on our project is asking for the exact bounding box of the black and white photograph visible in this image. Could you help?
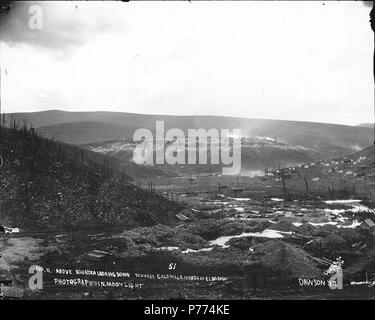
[1,0,375,304]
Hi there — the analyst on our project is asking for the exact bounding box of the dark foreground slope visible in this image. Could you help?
[0,125,180,229]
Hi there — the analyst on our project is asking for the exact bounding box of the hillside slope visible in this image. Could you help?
[350,144,375,167]
[0,125,180,228]
[36,121,138,145]
[5,110,374,174]
[357,123,374,129]
[84,136,322,174]
[4,111,373,154]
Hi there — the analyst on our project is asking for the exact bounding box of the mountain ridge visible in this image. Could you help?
[4,109,370,129]
[3,110,374,174]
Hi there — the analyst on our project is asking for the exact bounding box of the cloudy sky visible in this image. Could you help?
[0,1,373,125]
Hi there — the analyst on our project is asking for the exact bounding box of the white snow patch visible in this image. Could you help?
[157,246,179,251]
[308,222,338,227]
[323,208,346,216]
[3,227,20,234]
[229,197,251,201]
[210,229,289,247]
[350,281,374,286]
[351,205,375,213]
[338,220,361,229]
[324,200,361,204]
[181,247,214,254]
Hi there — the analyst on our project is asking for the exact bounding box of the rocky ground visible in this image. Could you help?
[2,182,375,299]
[1,135,375,299]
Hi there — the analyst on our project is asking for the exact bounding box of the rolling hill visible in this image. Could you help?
[3,110,374,174]
[83,136,322,175]
[35,121,139,145]
[350,144,375,167]
[357,123,374,129]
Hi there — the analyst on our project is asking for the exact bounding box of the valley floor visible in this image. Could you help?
[1,160,375,300]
